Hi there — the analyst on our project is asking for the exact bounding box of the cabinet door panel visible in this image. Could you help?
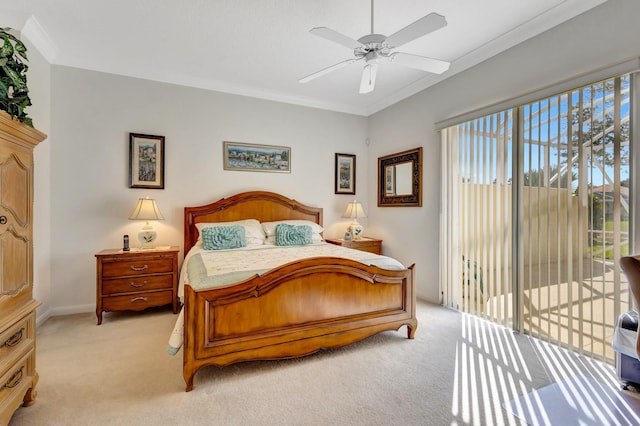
[0,146,32,297]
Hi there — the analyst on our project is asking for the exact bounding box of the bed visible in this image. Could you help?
[177,191,416,391]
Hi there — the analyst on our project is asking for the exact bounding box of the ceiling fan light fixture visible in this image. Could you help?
[300,1,449,92]
[365,50,380,64]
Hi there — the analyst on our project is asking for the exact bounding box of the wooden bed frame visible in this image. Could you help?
[182,191,416,391]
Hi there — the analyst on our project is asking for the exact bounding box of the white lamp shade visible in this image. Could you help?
[342,201,367,219]
[129,198,164,221]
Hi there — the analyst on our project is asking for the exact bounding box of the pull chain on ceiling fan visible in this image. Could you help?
[299,0,450,94]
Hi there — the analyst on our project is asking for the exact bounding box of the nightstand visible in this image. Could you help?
[95,246,180,325]
[325,237,382,255]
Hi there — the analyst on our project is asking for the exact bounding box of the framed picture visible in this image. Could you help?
[223,141,291,173]
[385,163,395,195]
[335,153,356,195]
[129,133,165,189]
[378,147,422,207]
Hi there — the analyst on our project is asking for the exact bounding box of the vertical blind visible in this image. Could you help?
[441,74,631,362]
[440,110,514,326]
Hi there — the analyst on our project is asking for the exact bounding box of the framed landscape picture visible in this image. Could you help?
[223,141,291,173]
[335,153,356,194]
[129,133,165,189]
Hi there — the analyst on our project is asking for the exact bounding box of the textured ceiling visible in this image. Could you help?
[1,0,606,116]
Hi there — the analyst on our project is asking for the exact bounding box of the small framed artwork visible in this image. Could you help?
[335,153,356,195]
[223,141,291,173]
[129,133,165,189]
[385,163,395,195]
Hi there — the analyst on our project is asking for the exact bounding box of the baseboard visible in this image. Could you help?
[38,303,94,326]
[36,308,52,327]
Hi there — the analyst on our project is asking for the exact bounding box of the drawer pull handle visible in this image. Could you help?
[1,367,24,391]
[1,328,24,348]
[129,281,148,288]
[130,264,149,271]
[130,296,148,303]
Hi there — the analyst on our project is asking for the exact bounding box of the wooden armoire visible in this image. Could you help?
[0,110,46,425]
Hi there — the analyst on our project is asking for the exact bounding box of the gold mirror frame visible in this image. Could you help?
[378,147,422,207]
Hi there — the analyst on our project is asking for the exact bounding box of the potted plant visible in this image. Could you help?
[0,27,33,127]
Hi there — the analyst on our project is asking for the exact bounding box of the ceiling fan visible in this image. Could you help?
[299,0,450,94]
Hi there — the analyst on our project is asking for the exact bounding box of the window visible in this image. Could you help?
[441,74,631,362]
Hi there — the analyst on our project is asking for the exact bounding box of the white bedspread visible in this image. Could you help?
[167,242,406,354]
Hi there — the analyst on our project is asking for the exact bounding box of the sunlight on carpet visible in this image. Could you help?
[503,374,640,425]
[449,313,640,425]
[451,314,538,425]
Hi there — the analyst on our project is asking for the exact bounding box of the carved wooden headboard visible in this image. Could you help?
[183,191,323,253]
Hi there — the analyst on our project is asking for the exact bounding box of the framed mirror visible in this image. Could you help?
[378,147,422,207]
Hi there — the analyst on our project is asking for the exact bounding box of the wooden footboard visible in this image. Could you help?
[182,258,416,391]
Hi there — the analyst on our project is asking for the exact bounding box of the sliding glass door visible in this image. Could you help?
[441,74,632,362]
[440,111,515,326]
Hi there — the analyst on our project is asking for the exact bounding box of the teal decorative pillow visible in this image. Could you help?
[201,225,246,250]
[275,223,313,246]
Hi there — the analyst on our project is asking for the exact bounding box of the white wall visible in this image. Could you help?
[23,0,640,317]
[367,0,640,302]
[47,67,369,316]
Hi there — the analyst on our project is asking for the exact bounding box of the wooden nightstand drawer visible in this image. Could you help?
[343,240,380,254]
[102,290,173,312]
[102,274,173,295]
[95,247,180,325]
[325,237,383,255]
[102,257,173,278]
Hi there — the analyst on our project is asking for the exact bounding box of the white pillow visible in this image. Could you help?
[196,219,265,246]
[262,220,323,244]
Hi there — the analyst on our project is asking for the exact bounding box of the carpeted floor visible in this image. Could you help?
[8,301,638,425]
[503,374,640,425]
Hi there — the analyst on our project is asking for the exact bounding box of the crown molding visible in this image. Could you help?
[22,16,57,64]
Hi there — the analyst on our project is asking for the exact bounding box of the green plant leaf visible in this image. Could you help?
[0,27,33,126]
[0,38,13,58]
[0,78,9,96]
[13,40,28,60]
[2,66,27,92]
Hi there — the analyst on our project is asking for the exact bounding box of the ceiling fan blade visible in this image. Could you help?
[359,63,378,94]
[389,52,450,74]
[310,27,363,50]
[385,13,447,48]
[299,58,359,83]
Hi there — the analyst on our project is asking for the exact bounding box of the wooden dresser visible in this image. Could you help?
[0,111,46,426]
[95,247,180,325]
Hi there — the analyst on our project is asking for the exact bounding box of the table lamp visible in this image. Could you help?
[129,197,164,249]
[343,200,367,240]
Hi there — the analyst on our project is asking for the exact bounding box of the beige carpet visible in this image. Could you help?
[8,301,633,426]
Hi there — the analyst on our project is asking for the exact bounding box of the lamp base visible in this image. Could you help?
[138,230,157,249]
[349,223,363,240]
